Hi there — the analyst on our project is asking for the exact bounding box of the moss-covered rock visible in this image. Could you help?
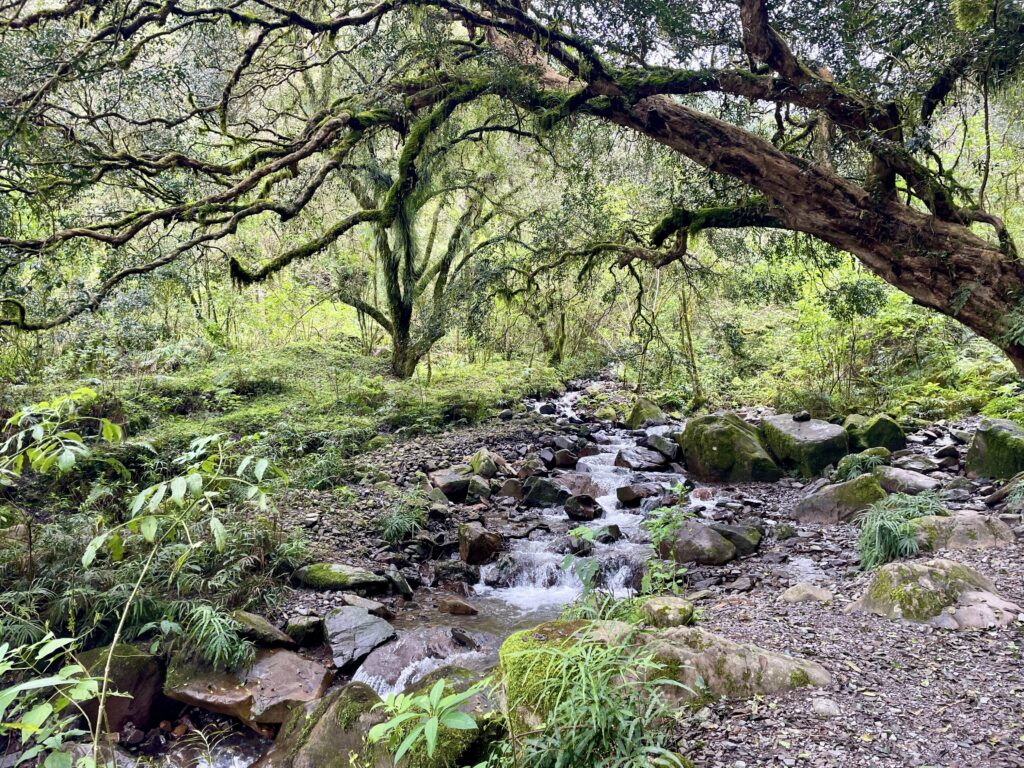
[834,447,890,479]
[641,596,695,628]
[872,465,940,495]
[250,682,390,768]
[657,519,737,565]
[792,474,886,524]
[650,626,830,702]
[625,397,666,429]
[848,558,1021,629]
[294,562,390,594]
[762,414,849,477]
[232,610,295,646]
[78,644,164,732]
[676,412,780,482]
[858,414,906,451]
[594,404,618,422]
[912,512,1014,552]
[966,418,1024,478]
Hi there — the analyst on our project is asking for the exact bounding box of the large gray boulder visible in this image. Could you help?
[846,414,906,451]
[848,558,1021,630]
[966,418,1024,479]
[872,465,941,495]
[762,414,849,477]
[792,474,886,524]
[912,512,1014,552]
[676,412,780,482]
[657,519,737,565]
[323,606,396,669]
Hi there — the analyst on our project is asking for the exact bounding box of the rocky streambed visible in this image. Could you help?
[76,378,1024,767]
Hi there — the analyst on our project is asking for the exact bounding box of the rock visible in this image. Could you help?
[249,683,389,768]
[564,494,602,521]
[295,563,390,594]
[495,478,524,499]
[848,558,1021,629]
[78,644,164,732]
[538,402,556,415]
[517,456,546,480]
[232,610,294,646]
[522,475,571,507]
[594,405,618,421]
[966,418,1024,479]
[873,465,941,495]
[651,626,830,702]
[556,472,604,498]
[646,434,679,461]
[893,454,940,473]
[323,607,396,669]
[385,566,414,597]
[285,616,324,646]
[165,649,331,725]
[657,519,737,565]
[793,410,811,422]
[913,512,1014,552]
[354,628,487,695]
[594,524,622,543]
[438,597,479,616]
[469,448,501,478]
[781,583,834,603]
[708,521,763,556]
[762,414,849,477]
[615,482,665,507]
[811,698,842,718]
[458,522,503,565]
[499,408,514,421]
[792,474,886,524]
[429,467,471,501]
[465,474,491,502]
[613,447,668,471]
[850,414,906,451]
[341,593,394,619]
[553,449,578,468]
[536,447,557,467]
[625,397,666,429]
[677,412,780,482]
[641,596,695,627]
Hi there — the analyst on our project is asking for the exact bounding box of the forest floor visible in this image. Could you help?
[271,379,1024,768]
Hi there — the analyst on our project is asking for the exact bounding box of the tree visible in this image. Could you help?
[1,1,1023,372]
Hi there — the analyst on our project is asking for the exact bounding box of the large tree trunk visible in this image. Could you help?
[599,91,1024,372]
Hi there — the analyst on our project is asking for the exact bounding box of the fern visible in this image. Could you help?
[857,492,946,570]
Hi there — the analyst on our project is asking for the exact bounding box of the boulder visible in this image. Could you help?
[354,628,485,695]
[522,475,570,507]
[495,478,524,499]
[872,465,941,495]
[324,607,396,670]
[468,448,501,478]
[428,467,471,502]
[295,563,390,595]
[651,626,831,701]
[516,456,546,480]
[465,474,491,502]
[892,454,940,473]
[556,472,604,498]
[564,494,602,521]
[657,519,737,565]
[78,644,164,732]
[249,683,389,768]
[458,522,503,565]
[615,482,665,507]
[780,583,834,603]
[848,558,1021,629]
[912,512,1014,552]
[341,593,394,619]
[676,412,780,482]
[966,418,1024,479]
[594,405,618,422]
[232,610,294,646]
[553,449,578,468]
[165,649,331,726]
[709,520,763,556]
[284,616,324,646]
[792,474,886,524]
[625,397,666,429]
[645,434,679,461]
[762,414,849,477]
[613,447,668,471]
[641,596,695,628]
[848,414,905,451]
[438,597,479,616]
[834,447,890,479]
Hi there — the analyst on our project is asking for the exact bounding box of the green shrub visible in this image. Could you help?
[856,492,945,570]
[379,490,429,544]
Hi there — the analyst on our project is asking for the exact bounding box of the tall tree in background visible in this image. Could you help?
[0,1,1022,371]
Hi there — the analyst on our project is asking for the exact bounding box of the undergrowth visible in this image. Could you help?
[856,492,946,570]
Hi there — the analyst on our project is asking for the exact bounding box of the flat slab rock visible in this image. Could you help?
[762,414,849,477]
[913,511,1015,552]
[847,558,1022,630]
[324,606,397,669]
[165,649,331,726]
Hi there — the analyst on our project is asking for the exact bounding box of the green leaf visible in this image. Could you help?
[109,531,124,562]
[140,516,158,543]
[21,701,53,730]
[394,724,424,763]
[253,458,269,481]
[81,533,109,568]
[210,517,226,552]
[428,678,445,708]
[170,476,187,506]
[424,716,439,756]
[56,449,76,472]
[439,710,478,730]
[34,637,73,661]
[148,482,167,512]
[186,473,204,498]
